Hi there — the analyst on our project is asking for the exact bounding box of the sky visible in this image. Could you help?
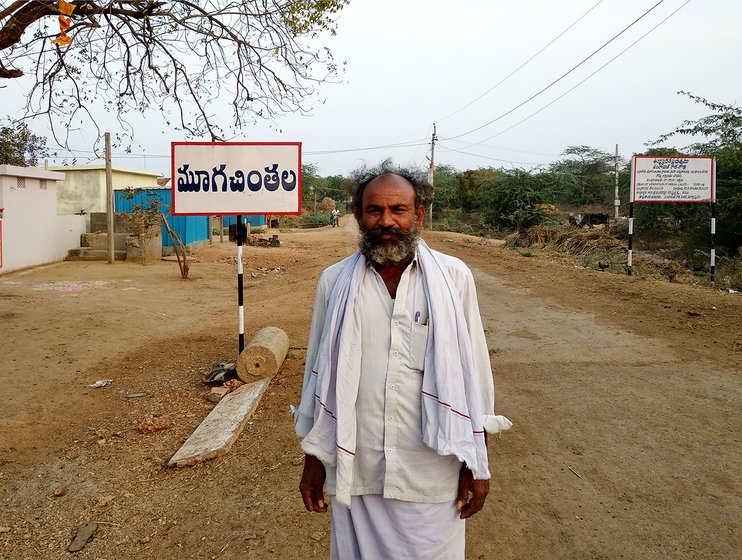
[5,0,741,178]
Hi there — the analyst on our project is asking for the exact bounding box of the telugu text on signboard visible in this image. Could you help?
[171,142,302,215]
[631,156,714,203]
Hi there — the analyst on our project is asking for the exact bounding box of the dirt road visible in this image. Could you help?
[1,218,740,559]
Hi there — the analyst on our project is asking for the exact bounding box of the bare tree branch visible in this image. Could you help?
[1,0,348,146]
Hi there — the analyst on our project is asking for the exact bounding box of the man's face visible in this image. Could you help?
[355,174,426,267]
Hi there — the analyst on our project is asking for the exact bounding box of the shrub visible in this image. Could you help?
[483,170,545,230]
[716,250,742,290]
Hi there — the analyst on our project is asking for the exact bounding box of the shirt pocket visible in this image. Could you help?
[405,322,429,372]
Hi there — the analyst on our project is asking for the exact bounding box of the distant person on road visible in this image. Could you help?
[330,208,340,227]
[293,162,511,559]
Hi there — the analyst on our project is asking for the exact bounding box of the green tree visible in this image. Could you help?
[535,170,579,206]
[0,1,348,144]
[549,145,614,206]
[654,92,742,151]
[652,92,742,254]
[325,175,347,206]
[483,169,544,230]
[431,165,460,214]
[458,168,502,213]
[0,118,48,165]
[301,163,327,212]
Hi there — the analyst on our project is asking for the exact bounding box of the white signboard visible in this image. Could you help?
[631,156,714,203]
[171,142,301,215]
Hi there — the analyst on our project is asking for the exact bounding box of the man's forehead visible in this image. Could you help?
[365,174,415,197]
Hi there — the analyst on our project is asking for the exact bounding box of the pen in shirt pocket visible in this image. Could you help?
[414,311,428,326]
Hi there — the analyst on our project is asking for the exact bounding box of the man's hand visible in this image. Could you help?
[455,465,489,519]
[299,454,328,513]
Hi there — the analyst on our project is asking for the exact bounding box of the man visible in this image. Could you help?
[294,164,511,559]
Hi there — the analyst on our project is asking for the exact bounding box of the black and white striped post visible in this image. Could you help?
[236,214,245,353]
[710,201,717,284]
[709,158,717,285]
[627,204,634,276]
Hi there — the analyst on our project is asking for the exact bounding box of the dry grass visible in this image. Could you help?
[506,225,624,256]
[506,225,701,283]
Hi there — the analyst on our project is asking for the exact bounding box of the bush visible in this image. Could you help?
[483,170,545,230]
[716,251,742,290]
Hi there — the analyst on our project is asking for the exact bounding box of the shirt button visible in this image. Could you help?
[393,351,398,356]
[388,416,394,421]
[387,448,393,454]
[389,384,396,390]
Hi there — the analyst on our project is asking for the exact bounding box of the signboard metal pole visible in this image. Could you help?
[709,159,717,284]
[710,202,716,284]
[614,144,620,219]
[627,202,634,276]
[236,214,245,353]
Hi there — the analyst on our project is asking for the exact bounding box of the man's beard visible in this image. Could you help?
[359,223,420,267]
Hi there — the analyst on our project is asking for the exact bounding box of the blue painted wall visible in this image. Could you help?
[115,188,209,247]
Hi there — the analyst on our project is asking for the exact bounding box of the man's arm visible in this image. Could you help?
[299,454,328,513]
[455,432,490,519]
[296,267,335,512]
[454,268,494,518]
[456,466,490,519]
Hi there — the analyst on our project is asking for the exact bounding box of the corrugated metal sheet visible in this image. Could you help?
[115,189,209,247]
[222,215,266,228]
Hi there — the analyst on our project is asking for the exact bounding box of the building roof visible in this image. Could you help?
[0,165,65,180]
[48,162,163,178]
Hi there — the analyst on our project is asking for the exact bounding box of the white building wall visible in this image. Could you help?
[0,166,86,274]
[54,214,88,260]
[51,165,162,216]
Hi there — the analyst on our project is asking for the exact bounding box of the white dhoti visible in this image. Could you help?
[330,496,465,560]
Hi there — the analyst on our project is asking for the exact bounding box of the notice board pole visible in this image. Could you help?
[710,202,716,284]
[236,215,245,353]
[627,202,634,276]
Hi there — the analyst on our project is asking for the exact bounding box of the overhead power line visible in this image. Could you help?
[443,0,665,141]
[42,138,431,161]
[466,0,693,147]
[444,138,560,158]
[437,143,543,167]
[304,139,428,155]
[436,0,606,124]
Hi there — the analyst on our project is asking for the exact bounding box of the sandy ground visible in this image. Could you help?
[1,217,740,559]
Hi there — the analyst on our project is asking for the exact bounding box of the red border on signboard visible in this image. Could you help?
[171,141,302,216]
[0,207,3,269]
[631,155,715,203]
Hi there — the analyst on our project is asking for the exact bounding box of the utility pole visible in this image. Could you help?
[614,144,620,219]
[427,123,437,229]
[105,132,115,264]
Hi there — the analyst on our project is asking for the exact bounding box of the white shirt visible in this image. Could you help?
[297,250,494,503]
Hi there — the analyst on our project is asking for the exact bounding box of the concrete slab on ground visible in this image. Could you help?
[167,378,270,467]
